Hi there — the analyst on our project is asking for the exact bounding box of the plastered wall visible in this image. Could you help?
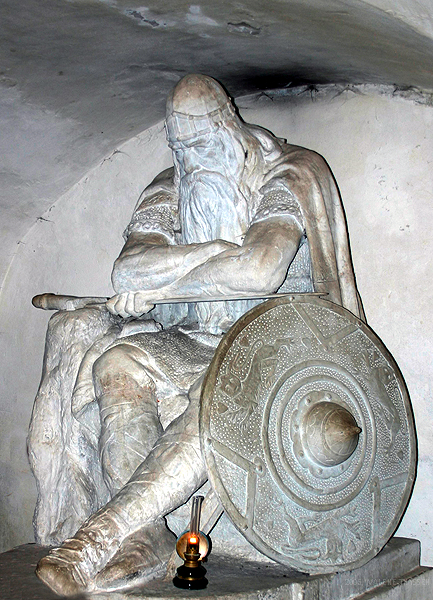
[0,85,432,563]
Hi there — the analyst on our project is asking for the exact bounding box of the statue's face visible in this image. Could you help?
[172,125,245,182]
[173,133,217,176]
[174,120,250,246]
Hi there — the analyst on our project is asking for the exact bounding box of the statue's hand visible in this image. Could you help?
[106,291,155,318]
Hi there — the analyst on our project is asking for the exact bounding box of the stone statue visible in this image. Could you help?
[29,74,363,595]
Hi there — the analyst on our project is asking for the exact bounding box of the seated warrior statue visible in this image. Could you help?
[31,74,363,595]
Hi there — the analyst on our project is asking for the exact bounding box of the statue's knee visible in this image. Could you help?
[93,344,153,391]
[94,345,133,378]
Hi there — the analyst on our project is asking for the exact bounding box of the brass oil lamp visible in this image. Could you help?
[173,495,209,589]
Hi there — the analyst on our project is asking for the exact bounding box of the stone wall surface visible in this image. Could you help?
[0,85,432,566]
[362,0,433,38]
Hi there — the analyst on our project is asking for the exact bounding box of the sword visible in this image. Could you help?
[32,292,325,311]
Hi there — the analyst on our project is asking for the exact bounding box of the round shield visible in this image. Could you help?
[200,296,416,574]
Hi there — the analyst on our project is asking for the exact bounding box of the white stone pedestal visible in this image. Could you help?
[0,538,431,599]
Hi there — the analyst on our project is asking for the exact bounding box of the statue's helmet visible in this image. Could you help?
[165,74,238,146]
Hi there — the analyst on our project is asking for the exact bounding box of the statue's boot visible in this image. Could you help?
[36,510,125,595]
[36,377,206,595]
[94,519,176,591]
[36,536,89,596]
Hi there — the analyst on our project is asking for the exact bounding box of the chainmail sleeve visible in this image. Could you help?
[252,176,313,293]
[123,189,179,244]
[252,178,305,232]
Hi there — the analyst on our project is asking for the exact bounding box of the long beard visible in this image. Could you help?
[178,170,250,333]
[179,170,249,245]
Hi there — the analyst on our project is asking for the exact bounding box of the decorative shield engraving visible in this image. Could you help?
[200,296,416,574]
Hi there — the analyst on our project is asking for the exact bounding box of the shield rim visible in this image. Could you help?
[200,295,417,574]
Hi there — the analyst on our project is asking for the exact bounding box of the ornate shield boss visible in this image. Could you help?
[200,295,416,574]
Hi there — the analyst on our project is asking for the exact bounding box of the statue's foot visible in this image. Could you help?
[94,520,176,591]
[36,536,92,596]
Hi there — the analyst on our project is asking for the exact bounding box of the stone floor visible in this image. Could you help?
[0,538,431,600]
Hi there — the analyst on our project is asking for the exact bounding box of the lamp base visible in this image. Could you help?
[173,562,208,590]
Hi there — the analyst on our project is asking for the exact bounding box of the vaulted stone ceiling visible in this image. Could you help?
[1,0,433,283]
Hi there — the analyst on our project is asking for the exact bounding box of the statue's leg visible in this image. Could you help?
[94,379,206,589]
[36,330,213,595]
[92,344,163,496]
[36,386,205,594]
[100,373,206,531]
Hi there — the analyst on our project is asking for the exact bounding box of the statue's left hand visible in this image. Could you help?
[106,291,155,318]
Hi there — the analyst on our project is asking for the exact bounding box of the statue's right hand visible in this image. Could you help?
[106,292,155,318]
